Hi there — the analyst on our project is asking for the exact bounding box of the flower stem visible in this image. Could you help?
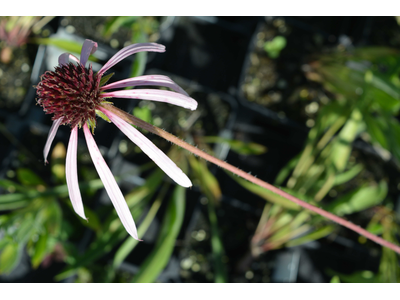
[102,103,400,254]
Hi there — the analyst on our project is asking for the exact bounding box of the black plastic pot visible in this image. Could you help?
[146,16,259,93]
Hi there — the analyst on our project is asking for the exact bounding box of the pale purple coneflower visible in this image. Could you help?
[35,39,197,240]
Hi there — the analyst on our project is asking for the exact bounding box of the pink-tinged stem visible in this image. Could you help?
[101,103,400,255]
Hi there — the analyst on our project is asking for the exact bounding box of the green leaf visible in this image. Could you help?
[330,275,341,283]
[370,72,400,100]
[264,36,287,59]
[202,136,267,156]
[274,154,300,186]
[99,72,115,87]
[31,38,98,62]
[333,164,363,186]
[327,180,388,216]
[0,243,21,274]
[0,199,30,211]
[188,156,221,202]
[113,184,167,268]
[285,225,335,247]
[124,169,164,207]
[15,214,36,244]
[327,270,379,283]
[0,179,28,193]
[366,223,384,235]
[80,206,102,232]
[103,16,139,37]
[17,168,45,186]
[331,109,363,172]
[55,172,161,281]
[56,202,146,281]
[364,114,389,149]
[188,157,227,282]
[227,172,300,210]
[132,185,186,283]
[31,233,48,269]
[133,106,152,124]
[207,199,228,283]
[43,200,62,236]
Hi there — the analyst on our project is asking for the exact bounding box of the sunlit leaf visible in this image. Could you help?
[189,156,221,202]
[132,185,185,283]
[133,106,152,124]
[31,233,48,269]
[31,38,98,62]
[333,164,363,186]
[0,243,21,274]
[330,109,363,172]
[327,180,388,216]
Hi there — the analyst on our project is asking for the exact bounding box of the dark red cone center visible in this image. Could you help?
[36,62,103,129]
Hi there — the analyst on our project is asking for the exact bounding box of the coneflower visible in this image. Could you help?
[36,39,197,240]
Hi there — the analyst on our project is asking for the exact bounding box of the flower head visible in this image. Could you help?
[35,39,197,240]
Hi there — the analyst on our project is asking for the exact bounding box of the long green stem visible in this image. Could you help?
[102,103,400,255]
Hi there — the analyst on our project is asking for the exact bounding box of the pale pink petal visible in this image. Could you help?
[66,126,86,220]
[101,75,189,96]
[58,53,80,66]
[83,124,140,240]
[98,43,165,76]
[100,107,192,188]
[80,39,98,67]
[58,53,70,66]
[102,89,198,111]
[43,118,63,164]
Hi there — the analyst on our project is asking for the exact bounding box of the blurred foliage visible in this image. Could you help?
[264,36,287,59]
[0,143,104,275]
[228,45,400,282]
[0,16,54,64]
[253,45,400,280]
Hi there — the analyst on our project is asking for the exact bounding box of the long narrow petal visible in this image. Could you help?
[83,124,140,240]
[43,118,63,164]
[100,107,192,188]
[58,53,80,66]
[101,75,189,96]
[80,39,98,67]
[98,43,165,76]
[102,89,198,111]
[66,126,86,220]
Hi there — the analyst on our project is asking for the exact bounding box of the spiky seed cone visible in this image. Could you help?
[36,62,103,129]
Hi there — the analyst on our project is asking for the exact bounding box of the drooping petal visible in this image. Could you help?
[80,39,98,67]
[98,43,165,76]
[83,123,140,240]
[43,118,63,164]
[58,53,80,66]
[100,107,192,188]
[102,89,198,111]
[101,75,189,96]
[66,126,86,220]
[58,53,69,66]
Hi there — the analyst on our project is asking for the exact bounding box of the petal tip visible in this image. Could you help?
[179,176,192,188]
